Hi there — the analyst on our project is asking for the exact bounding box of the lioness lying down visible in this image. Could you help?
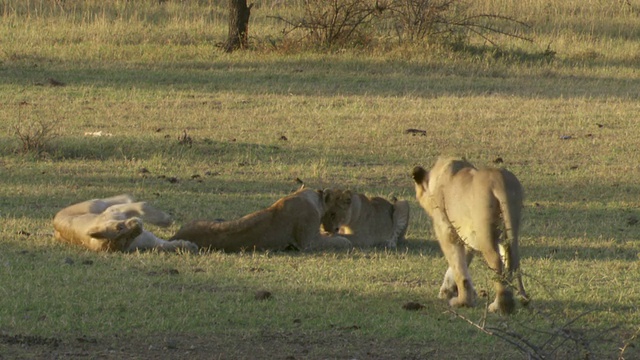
[320,189,410,248]
[412,157,528,314]
[169,188,353,252]
[53,195,198,253]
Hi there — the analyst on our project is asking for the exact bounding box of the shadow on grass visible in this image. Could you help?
[47,136,288,162]
[1,237,635,360]
[1,55,638,100]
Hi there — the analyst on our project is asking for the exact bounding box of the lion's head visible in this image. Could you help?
[321,189,353,234]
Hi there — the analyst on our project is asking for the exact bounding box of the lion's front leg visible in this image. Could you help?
[305,234,352,251]
[128,231,198,253]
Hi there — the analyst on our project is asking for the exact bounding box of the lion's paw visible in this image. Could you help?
[439,287,457,300]
[439,275,458,300]
[180,240,199,254]
[385,238,398,249]
[489,289,516,314]
[166,240,199,254]
[123,218,142,231]
[90,218,142,240]
[330,235,353,250]
[448,296,475,308]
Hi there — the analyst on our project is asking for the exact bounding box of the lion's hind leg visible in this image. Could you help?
[432,212,476,308]
[104,202,172,227]
[481,242,516,314]
[500,244,530,307]
[439,250,475,300]
[439,239,476,307]
[439,266,457,300]
[83,194,135,214]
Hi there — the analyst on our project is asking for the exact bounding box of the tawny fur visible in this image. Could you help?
[169,188,352,252]
[320,189,410,248]
[412,156,528,314]
[53,195,197,253]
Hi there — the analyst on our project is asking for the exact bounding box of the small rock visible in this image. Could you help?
[402,302,424,311]
[255,290,272,301]
[404,128,427,136]
[165,339,178,349]
[48,78,65,87]
[64,257,75,265]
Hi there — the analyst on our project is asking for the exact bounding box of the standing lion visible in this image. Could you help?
[412,156,528,314]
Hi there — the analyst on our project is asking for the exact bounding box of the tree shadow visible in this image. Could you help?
[1,55,638,101]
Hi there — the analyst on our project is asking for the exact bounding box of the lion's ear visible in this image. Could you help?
[322,188,332,204]
[343,190,352,205]
[412,166,428,185]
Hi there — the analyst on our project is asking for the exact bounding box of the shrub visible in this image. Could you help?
[13,119,58,155]
[272,0,531,49]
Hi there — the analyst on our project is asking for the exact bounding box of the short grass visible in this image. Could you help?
[1,1,640,359]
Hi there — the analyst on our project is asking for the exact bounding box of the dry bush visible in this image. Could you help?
[386,0,531,45]
[13,119,58,155]
[271,0,383,48]
[272,0,531,49]
[384,0,456,42]
[449,307,633,360]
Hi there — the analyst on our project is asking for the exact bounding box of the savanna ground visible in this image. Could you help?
[1,0,640,359]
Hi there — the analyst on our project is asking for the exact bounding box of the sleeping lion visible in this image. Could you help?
[53,194,198,253]
[319,189,410,248]
[169,188,353,252]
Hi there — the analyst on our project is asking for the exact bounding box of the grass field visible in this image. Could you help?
[1,1,640,359]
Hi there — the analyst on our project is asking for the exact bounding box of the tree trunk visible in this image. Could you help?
[225,0,253,53]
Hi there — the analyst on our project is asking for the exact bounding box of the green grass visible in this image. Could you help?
[1,0,640,359]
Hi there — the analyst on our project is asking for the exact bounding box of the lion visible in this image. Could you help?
[169,188,353,252]
[53,194,198,253]
[412,156,528,314]
[320,189,410,248]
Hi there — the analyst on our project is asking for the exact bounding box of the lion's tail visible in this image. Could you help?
[494,169,529,305]
[389,199,410,248]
